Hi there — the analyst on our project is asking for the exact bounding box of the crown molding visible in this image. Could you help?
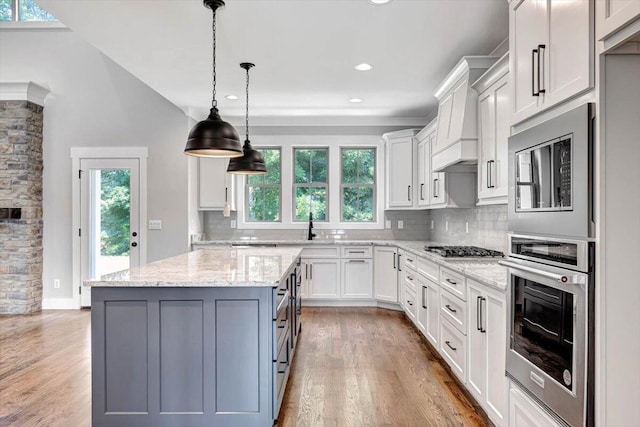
[0,82,51,106]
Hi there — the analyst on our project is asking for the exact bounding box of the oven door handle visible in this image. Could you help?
[499,260,584,285]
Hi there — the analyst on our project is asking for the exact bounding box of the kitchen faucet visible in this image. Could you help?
[307,212,316,241]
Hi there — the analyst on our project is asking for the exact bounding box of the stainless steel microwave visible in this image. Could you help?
[508,104,595,239]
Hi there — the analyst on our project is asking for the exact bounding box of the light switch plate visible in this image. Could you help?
[148,220,162,230]
[385,220,391,229]
[397,220,404,229]
[230,220,237,229]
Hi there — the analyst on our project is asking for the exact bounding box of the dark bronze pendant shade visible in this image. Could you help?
[227,62,267,174]
[184,0,243,158]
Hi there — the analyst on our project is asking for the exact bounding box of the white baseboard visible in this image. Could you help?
[301,298,402,311]
[42,298,76,309]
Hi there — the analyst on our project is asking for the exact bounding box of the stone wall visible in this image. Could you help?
[0,100,44,314]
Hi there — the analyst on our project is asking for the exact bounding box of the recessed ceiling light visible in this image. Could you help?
[368,0,391,4]
[225,95,238,100]
[354,63,373,71]
[349,98,364,103]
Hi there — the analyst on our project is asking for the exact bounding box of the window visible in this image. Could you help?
[294,148,328,221]
[246,148,281,222]
[341,148,376,222]
[1,0,56,21]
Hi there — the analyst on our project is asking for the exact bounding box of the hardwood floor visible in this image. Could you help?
[0,308,488,427]
[279,308,489,427]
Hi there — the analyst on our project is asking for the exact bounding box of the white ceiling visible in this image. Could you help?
[37,0,508,125]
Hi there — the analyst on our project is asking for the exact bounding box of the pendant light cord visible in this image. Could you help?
[245,66,250,141]
[211,8,217,108]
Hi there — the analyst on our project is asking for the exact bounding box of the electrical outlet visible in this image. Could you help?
[148,219,162,230]
[385,220,391,229]
[465,222,469,233]
[230,220,237,229]
[53,279,60,289]
[397,220,404,229]
[431,220,435,230]
[445,221,449,231]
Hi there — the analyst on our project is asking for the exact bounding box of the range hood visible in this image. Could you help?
[431,56,499,172]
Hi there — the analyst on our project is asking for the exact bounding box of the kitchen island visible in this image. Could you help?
[87,247,303,427]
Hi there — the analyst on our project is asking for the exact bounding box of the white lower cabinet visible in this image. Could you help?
[341,258,373,299]
[416,275,440,349]
[439,316,467,383]
[402,282,417,322]
[304,258,340,299]
[509,383,564,427]
[374,246,399,303]
[467,279,508,427]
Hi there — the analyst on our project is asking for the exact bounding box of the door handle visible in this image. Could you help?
[445,304,457,313]
[480,297,486,333]
[393,253,396,269]
[532,48,539,96]
[487,161,491,189]
[477,296,482,331]
[420,183,424,200]
[445,341,457,352]
[488,160,495,188]
[422,286,427,309]
[407,185,411,202]
[538,44,546,94]
[397,254,402,272]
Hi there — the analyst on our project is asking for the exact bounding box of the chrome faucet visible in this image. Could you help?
[307,212,316,240]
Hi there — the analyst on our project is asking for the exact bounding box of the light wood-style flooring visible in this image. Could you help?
[0,308,488,427]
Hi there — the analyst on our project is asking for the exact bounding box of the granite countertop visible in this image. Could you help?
[86,247,303,288]
[193,239,508,290]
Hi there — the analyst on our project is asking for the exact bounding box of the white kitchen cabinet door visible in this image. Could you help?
[417,140,431,207]
[509,384,564,427]
[477,71,509,205]
[373,247,398,303]
[468,279,508,427]
[341,259,373,299]
[299,259,309,298]
[510,0,592,125]
[198,157,235,210]
[510,0,546,124]
[467,284,487,404]
[402,283,417,323]
[307,259,340,299]
[596,0,640,41]
[417,277,440,349]
[546,0,592,108]
[385,134,416,208]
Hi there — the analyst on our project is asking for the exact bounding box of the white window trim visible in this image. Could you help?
[236,138,384,230]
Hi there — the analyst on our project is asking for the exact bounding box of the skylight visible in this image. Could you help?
[0,0,57,22]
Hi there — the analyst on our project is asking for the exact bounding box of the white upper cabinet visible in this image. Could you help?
[383,129,418,209]
[597,0,640,41]
[473,54,510,205]
[198,157,235,211]
[509,0,593,125]
[431,56,499,172]
[416,120,436,208]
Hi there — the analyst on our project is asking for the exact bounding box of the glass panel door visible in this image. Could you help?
[80,158,140,306]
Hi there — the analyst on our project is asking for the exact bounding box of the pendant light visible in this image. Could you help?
[227,63,267,174]
[184,0,242,158]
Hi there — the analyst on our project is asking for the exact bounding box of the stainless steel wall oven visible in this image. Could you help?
[501,235,595,427]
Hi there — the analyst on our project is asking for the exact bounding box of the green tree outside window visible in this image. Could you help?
[294,148,328,221]
[341,148,376,222]
[246,149,281,222]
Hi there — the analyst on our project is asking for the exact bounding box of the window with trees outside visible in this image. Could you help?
[246,148,281,222]
[294,148,328,222]
[341,148,376,222]
[0,0,57,21]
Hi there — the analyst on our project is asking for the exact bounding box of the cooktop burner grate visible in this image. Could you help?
[423,245,504,258]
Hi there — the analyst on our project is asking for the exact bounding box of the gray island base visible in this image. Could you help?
[88,247,303,427]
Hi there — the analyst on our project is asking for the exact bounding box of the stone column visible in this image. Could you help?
[0,100,44,314]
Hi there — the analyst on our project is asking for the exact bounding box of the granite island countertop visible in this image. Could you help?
[193,239,508,290]
[86,246,303,288]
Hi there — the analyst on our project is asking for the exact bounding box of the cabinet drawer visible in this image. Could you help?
[440,317,467,383]
[403,270,417,292]
[403,251,417,271]
[440,288,466,335]
[417,256,439,282]
[341,246,372,258]
[440,267,466,300]
[402,284,417,321]
[301,247,338,258]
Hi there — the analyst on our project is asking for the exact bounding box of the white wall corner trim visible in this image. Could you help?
[42,298,76,310]
[0,82,50,106]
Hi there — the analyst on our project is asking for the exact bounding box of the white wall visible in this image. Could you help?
[0,28,190,307]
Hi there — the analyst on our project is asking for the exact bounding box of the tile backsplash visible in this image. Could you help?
[428,205,508,252]
[201,204,508,252]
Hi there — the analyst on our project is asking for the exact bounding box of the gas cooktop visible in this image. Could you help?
[423,245,504,258]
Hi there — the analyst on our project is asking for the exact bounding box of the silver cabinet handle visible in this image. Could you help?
[393,252,396,269]
[538,44,546,94]
[498,260,582,284]
[422,286,427,309]
[420,183,424,200]
[407,185,411,201]
[398,254,402,272]
[406,276,413,281]
[407,300,413,306]
[445,278,457,285]
[445,304,457,313]
[433,178,438,198]
[348,259,366,263]
[445,341,457,351]
[310,264,313,280]
[480,297,486,333]
[532,48,538,96]
[348,250,365,254]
